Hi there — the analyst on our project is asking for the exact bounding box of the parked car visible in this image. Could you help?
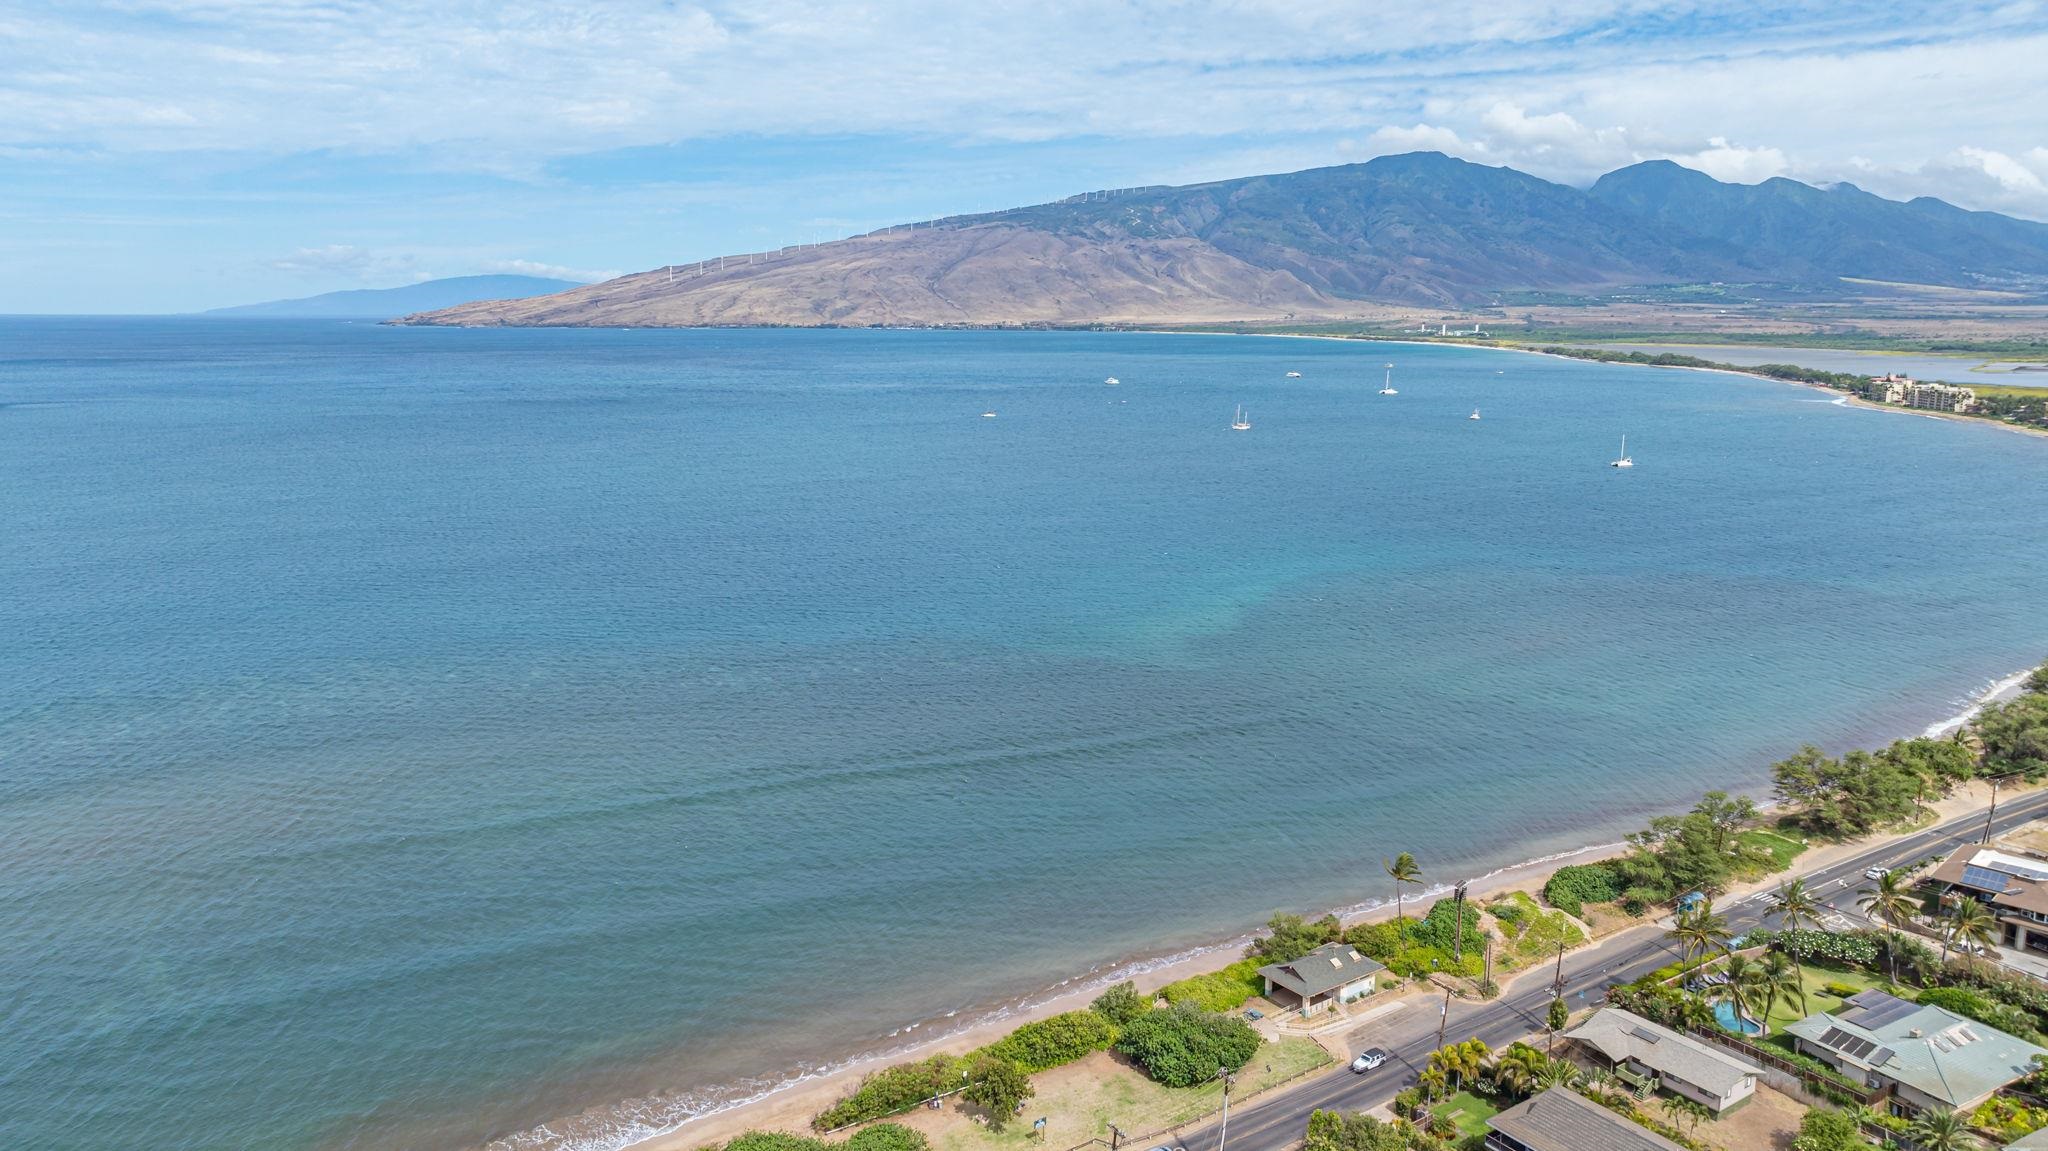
[1350,1048,1387,1073]
[1242,1008,1263,1021]
[1864,866,1891,880]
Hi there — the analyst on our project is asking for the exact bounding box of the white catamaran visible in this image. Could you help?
[1610,435,1634,468]
[1379,364,1398,395]
[1231,405,1252,431]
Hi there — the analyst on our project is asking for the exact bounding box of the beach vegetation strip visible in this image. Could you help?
[1157,958,1268,1013]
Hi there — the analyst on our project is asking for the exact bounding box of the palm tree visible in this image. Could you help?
[1669,900,1732,974]
[1947,896,1999,970]
[1385,852,1422,945]
[1904,1106,1976,1151]
[1770,878,1822,932]
[1487,1045,1547,1101]
[1758,950,1806,1029]
[1704,952,1770,1031]
[1859,872,1918,981]
[1534,1060,1581,1091]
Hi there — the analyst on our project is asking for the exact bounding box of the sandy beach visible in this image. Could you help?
[625,669,2037,1151]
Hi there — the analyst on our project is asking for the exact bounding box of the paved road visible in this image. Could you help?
[1170,790,2048,1151]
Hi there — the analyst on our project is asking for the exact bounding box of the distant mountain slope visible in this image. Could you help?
[208,275,584,319]
[399,154,2048,328]
[1587,160,2048,286]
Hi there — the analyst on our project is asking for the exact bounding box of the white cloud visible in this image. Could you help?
[268,245,431,283]
[479,258,615,283]
[1667,137,1790,185]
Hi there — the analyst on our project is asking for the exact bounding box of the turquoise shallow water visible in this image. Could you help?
[3,321,2047,1151]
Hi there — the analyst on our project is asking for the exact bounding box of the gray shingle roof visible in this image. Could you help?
[1255,942,1384,999]
[1784,990,2048,1107]
[1562,1007,1759,1098]
[1487,1087,1685,1151]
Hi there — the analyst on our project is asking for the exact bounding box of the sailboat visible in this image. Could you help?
[1469,408,1481,420]
[1610,435,1634,468]
[1231,405,1252,431]
[1379,364,1398,395]
[982,410,997,418]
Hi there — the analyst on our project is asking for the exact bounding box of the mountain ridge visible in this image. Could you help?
[209,274,584,319]
[399,155,2048,329]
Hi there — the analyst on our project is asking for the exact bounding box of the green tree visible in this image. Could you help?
[1661,1097,1711,1140]
[1759,950,1806,1028]
[1669,900,1731,973]
[1536,1060,1580,1091]
[1628,812,1732,895]
[1547,996,1570,1034]
[1088,981,1149,1026]
[1878,737,1977,792]
[1246,913,1341,964]
[960,1055,1033,1129]
[985,1010,1118,1072]
[1904,1106,1975,1151]
[1486,1043,1548,1101]
[1978,694,2048,780]
[1770,877,1822,932]
[1859,871,1919,983]
[1704,952,1770,1031]
[1691,791,1757,853]
[2026,661,2048,695]
[1946,895,1999,969]
[1789,1108,1865,1151]
[1385,853,1423,945]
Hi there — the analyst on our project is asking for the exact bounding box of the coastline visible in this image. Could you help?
[559,666,2041,1151]
[1142,328,2048,441]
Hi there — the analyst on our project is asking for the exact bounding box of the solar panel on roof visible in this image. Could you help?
[1868,1046,1894,1065]
[1844,994,1920,1031]
[1817,1027,1880,1061]
[1962,864,2018,892]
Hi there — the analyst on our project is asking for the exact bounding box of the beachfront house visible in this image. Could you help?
[1484,1085,1685,1151]
[1560,1007,1760,1114]
[1255,942,1383,1016]
[1784,989,2048,1118]
[1929,845,2048,959]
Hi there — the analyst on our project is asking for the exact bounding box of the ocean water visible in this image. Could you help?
[4,320,2047,1151]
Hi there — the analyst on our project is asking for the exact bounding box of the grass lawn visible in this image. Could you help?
[918,1039,1330,1151]
[1748,965,1890,1033]
[1429,1091,1499,1140]
[1733,829,1808,874]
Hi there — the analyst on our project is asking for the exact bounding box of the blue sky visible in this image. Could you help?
[4,1,2047,313]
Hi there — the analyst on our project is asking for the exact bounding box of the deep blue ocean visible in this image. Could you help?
[4,320,2046,1151]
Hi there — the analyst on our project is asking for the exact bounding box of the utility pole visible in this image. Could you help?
[1548,938,1568,1054]
[1213,1069,1235,1151]
[1984,775,2012,844]
[1435,988,1450,1050]
[1451,881,1469,962]
[1108,1126,1124,1151]
[1482,935,1494,995]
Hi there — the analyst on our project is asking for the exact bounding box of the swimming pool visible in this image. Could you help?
[1714,1001,1763,1035]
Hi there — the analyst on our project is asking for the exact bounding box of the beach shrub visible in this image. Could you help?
[1620,896,1649,917]
[1089,981,1150,1026]
[1822,982,1860,998]
[844,1126,929,1151]
[1390,1088,1422,1118]
[1246,913,1342,964]
[1773,929,1876,969]
[1942,965,2048,1024]
[1159,959,1266,1013]
[811,1055,961,1130]
[960,1054,1033,1129]
[984,1009,1118,1072]
[728,1134,832,1151]
[1114,1003,1261,1088]
[1544,865,1623,918]
[1410,899,1484,955]
[1343,921,1403,961]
